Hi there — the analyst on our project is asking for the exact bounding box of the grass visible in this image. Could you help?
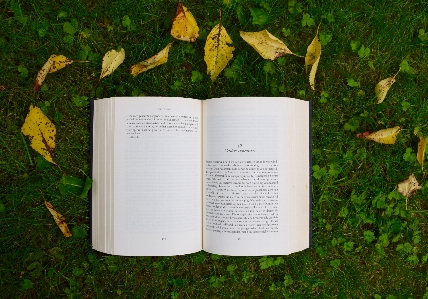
[1,0,428,297]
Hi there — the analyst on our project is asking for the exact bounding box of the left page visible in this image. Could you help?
[92,97,202,256]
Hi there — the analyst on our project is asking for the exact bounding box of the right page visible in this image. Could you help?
[202,97,310,256]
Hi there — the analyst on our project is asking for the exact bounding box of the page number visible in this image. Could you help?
[238,238,240,240]
[162,238,166,240]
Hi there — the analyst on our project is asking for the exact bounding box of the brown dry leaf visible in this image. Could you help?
[305,24,321,90]
[100,48,125,79]
[204,22,234,81]
[417,136,426,167]
[21,105,56,164]
[239,30,301,60]
[364,126,401,144]
[44,200,72,237]
[34,54,74,90]
[170,0,199,42]
[130,43,173,77]
[375,69,400,104]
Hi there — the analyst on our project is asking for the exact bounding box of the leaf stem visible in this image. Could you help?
[57,164,66,176]
[392,67,401,79]
[292,53,305,58]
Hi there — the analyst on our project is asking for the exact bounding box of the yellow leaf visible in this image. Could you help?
[305,25,321,90]
[129,43,173,77]
[44,200,72,237]
[100,48,125,79]
[417,136,426,167]
[239,30,298,60]
[364,126,401,144]
[375,78,396,104]
[49,54,73,73]
[204,23,234,81]
[34,54,86,90]
[34,55,72,90]
[309,58,320,91]
[170,0,199,42]
[21,105,56,164]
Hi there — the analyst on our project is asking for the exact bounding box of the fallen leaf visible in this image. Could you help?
[100,48,125,79]
[364,126,401,144]
[170,0,199,42]
[305,24,321,90]
[397,173,421,209]
[204,22,234,81]
[375,69,400,104]
[239,30,301,60]
[34,54,73,90]
[417,136,426,167]
[21,105,56,164]
[49,55,74,72]
[130,43,173,77]
[44,200,72,237]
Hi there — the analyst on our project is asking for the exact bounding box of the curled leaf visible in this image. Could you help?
[44,200,72,237]
[100,48,125,79]
[375,69,399,104]
[305,24,321,90]
[34,59,52,90]
[21,105,56,164]
[239,30,300,60]
[130,43,173,77]
[170,0,199,42]
[417,136,426,167]
[364,126,401,144]
[204,23,234,81]
[34,54,74,90]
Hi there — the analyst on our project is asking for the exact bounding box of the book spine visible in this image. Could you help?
[89,98,97,248]
[308,99,312,249]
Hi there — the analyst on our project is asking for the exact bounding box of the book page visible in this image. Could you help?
[110,97,202,256]
[202,97,310,256]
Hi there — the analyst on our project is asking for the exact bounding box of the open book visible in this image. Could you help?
[90,97,311,256]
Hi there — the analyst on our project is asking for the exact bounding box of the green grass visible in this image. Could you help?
[1,0,428,297]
